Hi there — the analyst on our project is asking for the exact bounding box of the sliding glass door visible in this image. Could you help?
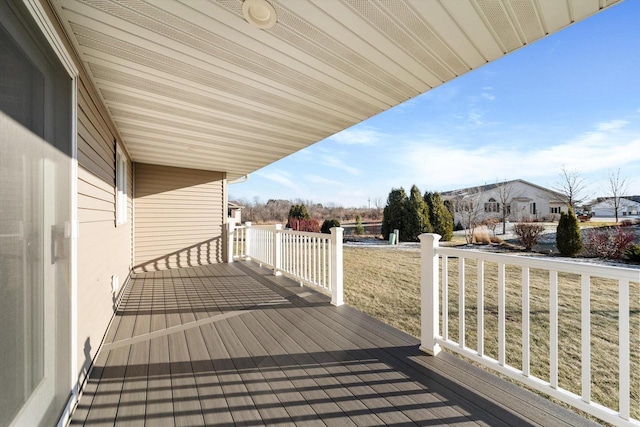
[0,1,72,425]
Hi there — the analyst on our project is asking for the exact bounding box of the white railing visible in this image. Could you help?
[419,234,640,427]
[227,222,343,306]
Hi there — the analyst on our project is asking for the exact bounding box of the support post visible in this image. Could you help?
[330,227,344,306]
[419,233,441,356]
[273,223,282,276]
[394,229,400,245]
[226,221,235,263]
[244,222,252,261]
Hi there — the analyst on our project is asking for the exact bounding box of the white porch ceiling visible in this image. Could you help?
[53,0,620,180]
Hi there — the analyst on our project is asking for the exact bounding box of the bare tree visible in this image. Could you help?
[495,180,521,234]
[553,166,587,208]
[453,188,484,244]
[373,197,384,220]
[605,169,629,223]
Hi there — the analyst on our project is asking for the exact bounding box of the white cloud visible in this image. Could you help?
[329,128,382,145]
[481,92,495,101]
[398,125,640,192]
[596,119,628,131]
[256,170,300,191]
[305,174,344,186]
[320,154,361,175]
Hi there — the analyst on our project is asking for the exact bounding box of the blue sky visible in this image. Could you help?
[231,1,640,208]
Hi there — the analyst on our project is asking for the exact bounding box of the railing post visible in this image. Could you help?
[226,221,235,263]
[244,222,252,261]
[419,233,441,356]
[273,224,282,276]
[330,227,344,306]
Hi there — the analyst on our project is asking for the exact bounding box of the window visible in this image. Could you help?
[530,203,537,215]
[484,198,499,213]
[550,207,561,214]
[116,146,127,224]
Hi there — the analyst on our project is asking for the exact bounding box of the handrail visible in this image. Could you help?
[227,222,343,306]
[420,233,639,427]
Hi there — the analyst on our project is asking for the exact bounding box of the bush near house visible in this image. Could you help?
[584,227,636,259]
[513,222,545,251]
[288,217,320,232]
[425,192,454,241]
[382,187,408,240]
[625,244,640,262]
[320,218,341,234]
[556,207,583,257]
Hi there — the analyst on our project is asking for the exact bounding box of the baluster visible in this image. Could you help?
[442,255,448,341]
[550,270,558,389]
[522,266,530,376]
[498,262,505,366]
[620,279,630,420]
[581,274,591,403]
[477,259,484,357]
[459,257,465,348]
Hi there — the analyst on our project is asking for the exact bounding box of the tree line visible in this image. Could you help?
[232,197,383,224]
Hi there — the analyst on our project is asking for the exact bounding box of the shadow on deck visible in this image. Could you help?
[71,262,596,426]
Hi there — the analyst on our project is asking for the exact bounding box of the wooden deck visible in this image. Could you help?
[71,261,597,426]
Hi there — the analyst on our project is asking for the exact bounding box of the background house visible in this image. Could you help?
[590,196,640,217]
[228,201,245,224]
[442,179,567,226]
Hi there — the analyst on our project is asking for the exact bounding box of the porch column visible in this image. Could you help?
[419,233,441,356]
[273,223,282,276]
[226,221,235,263]
[244,222,252,261]
[330,227,344,306]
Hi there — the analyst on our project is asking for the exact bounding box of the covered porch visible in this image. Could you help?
[72,261,595,426]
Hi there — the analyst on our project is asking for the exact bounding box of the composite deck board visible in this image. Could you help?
[144,335,174,427]
[72,261,599,426]
[114,341,149,426]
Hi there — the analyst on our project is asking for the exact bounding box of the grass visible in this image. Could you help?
[343,246,640,421]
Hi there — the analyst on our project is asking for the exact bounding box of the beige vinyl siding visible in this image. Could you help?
[76,75,133,385]
[134,163,224,272]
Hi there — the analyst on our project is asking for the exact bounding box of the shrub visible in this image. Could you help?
[424,192,454,241]
[584,227,636,259]
[286,204,310,228]
[382,188,407,240]
[454,221,464,231]
[556,207,582,257]
[355,214,365,236]
[625,244,640,262]
[288,217,320,233]
[321,219,341,234]
[473,229,491,244]
[513,222,545,251]
[482,217,500,237]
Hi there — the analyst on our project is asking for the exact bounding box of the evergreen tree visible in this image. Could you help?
[424,192,453,241]
[286,204,310,228]
[321,219,340,234]
[556,206,583,257]
[354,214,365,235]
[381,188,407,240]
[404,185,431,241]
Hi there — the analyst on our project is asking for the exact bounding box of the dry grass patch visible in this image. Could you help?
[344,246,640,420]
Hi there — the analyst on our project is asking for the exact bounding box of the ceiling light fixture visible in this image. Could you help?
[242,0,277,30]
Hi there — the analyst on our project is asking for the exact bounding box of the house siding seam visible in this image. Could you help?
[133,163,225,273]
